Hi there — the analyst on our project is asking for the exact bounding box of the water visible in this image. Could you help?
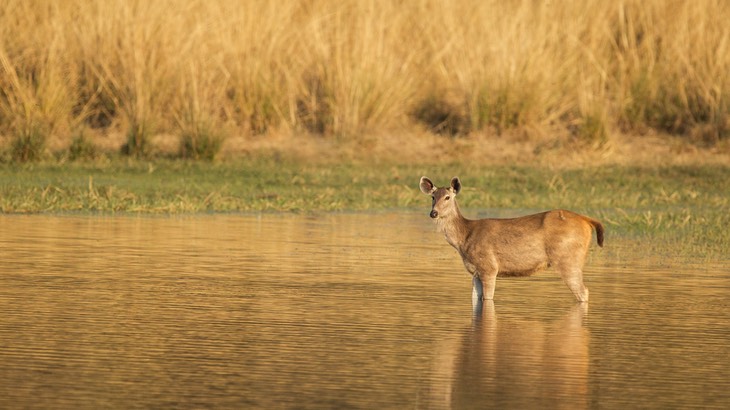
[0,213,728,409]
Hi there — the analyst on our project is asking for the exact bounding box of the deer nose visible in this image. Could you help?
[430,210,438,218]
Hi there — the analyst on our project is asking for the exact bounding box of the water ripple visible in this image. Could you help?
[0,214,728,409]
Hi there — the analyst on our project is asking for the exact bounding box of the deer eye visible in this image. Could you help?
[445,196,451,201]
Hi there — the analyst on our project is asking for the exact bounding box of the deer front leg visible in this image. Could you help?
[466,253,499,300]
[463,260,484,302]
[465,259,498,301]
[472,275,483,305]
[478,268,498,300]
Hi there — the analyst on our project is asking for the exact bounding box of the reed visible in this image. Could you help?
[1,0,729,160]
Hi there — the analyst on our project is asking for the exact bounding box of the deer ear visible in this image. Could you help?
[451,177,461,194]
[420,177,436,194]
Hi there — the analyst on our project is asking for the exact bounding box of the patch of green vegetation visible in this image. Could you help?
[412,91,469,137]
[121,120,155,158]
[10,124,47,162]
[67,131,99,161]
[179,122,226,161]
[0,159,728,256]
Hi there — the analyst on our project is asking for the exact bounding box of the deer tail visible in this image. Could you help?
[589,218,604,247]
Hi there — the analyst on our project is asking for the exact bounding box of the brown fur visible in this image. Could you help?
[420,176,603,302]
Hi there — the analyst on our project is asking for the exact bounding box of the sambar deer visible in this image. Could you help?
[420,176,603,302]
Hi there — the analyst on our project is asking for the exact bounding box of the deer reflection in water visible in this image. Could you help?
[423,301,590,409]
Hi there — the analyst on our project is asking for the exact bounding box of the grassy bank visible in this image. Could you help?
[1,159,728,256]
[1,0,730,161]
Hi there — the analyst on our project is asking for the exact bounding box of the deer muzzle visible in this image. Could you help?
[430,210,438,218]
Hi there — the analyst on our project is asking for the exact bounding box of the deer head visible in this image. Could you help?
[420,176,462,219]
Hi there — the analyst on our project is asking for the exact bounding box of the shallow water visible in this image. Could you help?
[0,213,728,409]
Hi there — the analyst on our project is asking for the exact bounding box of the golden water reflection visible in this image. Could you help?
[425,301,589,409]
[0,214,728,409]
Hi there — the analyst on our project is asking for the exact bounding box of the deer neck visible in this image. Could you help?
[435,203,469,250]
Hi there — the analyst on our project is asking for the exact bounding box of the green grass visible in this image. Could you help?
[0,159,728,256]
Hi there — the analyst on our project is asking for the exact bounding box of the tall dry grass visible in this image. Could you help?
[0,0,729,160]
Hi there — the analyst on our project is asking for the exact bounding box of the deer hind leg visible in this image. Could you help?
[552,236,591,302]
[559,266,589,302]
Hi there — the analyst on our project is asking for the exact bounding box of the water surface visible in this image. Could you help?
[0,214,728,409]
